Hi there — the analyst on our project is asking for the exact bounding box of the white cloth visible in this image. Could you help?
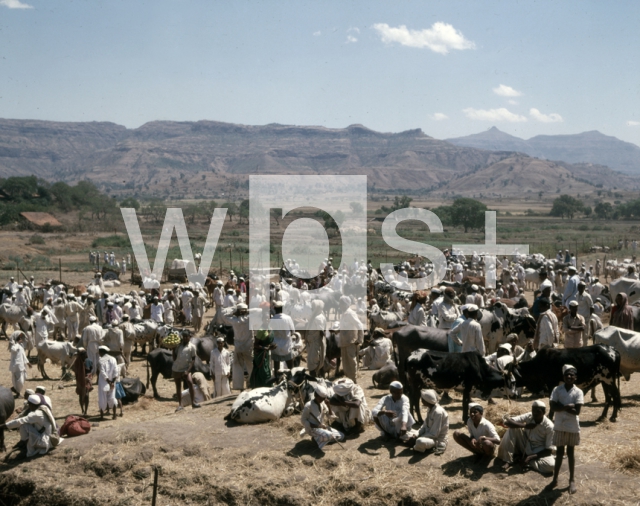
[408,304,428,326]
[300,399,344,449]
[209,347,232,397]
[271,313,296,357]
[467,416,500,441]
[10,343,28,394]
[372,394,415,438]
[81,322,104,375]
[331,382,370,429]
[550,384,584,433]
[150,303,164,323]
[414,404,449,453]
[497,413,555,474]
[172,342,197,373]
[459,318,485,355]
[98,354,119,411]
[537,310,559,349]
[6,408,55,457]
[360,338,392,370]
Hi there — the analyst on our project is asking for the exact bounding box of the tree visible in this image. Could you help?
[350,202,364,214]
[145,199,167,223]
[550,195,584,220]
[392,195,412,211]
[450,198,488,232]
[594,202,613,220]
[222,202,238,222]
[119,197,140,210]
[270,207,281,226]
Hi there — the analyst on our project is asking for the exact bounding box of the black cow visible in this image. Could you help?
[146,348,210,399]
[405,349,513,423]
[372,360,399,389]
[513,344,621,422]
[0,386,15,452]
[392,324,448,389]
[318,332,341,378]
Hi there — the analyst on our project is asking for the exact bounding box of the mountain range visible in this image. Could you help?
[446,127,640,175]
[0,118,637,198]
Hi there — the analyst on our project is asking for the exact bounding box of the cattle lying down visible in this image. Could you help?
[372,360,399,389]
[405,349,513,423]
[225,368,317,424]
[513,344,621,422]
[595,326,640,380]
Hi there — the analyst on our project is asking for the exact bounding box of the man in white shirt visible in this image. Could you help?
[150,297,164,323]
[209,337,231,397]
[454,305,485,355]
[408,389,449,455]
[437,288,460,330]
[371,381,415,441]
[97,346,119,420]
[300,385,344,450]
[359,328,392,370]
[562,266,581,308]
[221,304,255,390]
[533,299,559,351]
[338,296,364,383]
[453,402,500,458]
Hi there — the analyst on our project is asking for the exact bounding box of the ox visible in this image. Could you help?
[595,326,640,380]
[391,325,448,390]
[0,386,15,452]
[0,303,32,338]
[224,368,316,423]
[609,278,640,306]
[480,303,537,353]
[369,310,404,330]
[513,344,621,422]
[372,360,399,389]
[145,348,210,399]
[36,340,78,380]
[405,349,513,422]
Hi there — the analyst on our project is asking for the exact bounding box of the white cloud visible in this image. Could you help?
[463,107,527,123]
[0,0,33,8]
[431,113,448,121]
[348,27,360,34]
[508,99,518,105]
[372,22,475,54]
[529,108,563,123]
[313,31,321,37]
[627,120,640,127]
[346,35,358,44]
[493,84,522,97]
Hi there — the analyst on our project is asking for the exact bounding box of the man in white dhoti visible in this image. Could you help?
[338,296,364,383]
[191,289,206,333]
[305,300,327,378]
[329,378,370,434]
[9,332,31,397]
[359,328,392,370]
[65,294,83,341]
[81,316,103,376]
[97,346,119,420]
[181,287,194,324]
[221,304,254,390]
[498,400,556,474]
[1,394,59,457]
[300,385,344,450]
[408,389,449,454]
[371,381,415,441]
[209,337,231,397]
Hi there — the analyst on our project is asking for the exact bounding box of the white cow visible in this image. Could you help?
[36,340,78,380]
[524,269,540,291]
[609,278,640,305]
[0,303,32,337]
[369,310,404,330]
[595,326,640,380]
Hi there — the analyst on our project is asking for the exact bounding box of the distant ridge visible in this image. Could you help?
[446,127,640,174]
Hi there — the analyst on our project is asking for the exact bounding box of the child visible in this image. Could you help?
[548,364,583,494]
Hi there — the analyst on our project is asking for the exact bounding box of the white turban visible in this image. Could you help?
[314,385,328,398]
[421,389,438,404]
[27,394,41,405]
[333,379,354,397]
[389,381,403,390]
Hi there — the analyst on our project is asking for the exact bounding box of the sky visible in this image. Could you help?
[1,0,640,144]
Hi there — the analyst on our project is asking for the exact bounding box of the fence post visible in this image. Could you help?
[59,258,62,284]
[151,466,159,506]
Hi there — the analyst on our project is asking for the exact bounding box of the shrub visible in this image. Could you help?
[29,234,45,245]
[92,235,130,248]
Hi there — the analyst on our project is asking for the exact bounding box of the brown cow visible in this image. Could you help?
[73,284,86,297]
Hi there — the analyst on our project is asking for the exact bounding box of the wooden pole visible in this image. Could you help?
[151,466,159,506]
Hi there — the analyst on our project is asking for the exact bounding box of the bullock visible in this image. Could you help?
[0,386,15,452]
[595,326,640,380]
[36,340,78,380]
[369,310,404,330]
[131,320,172,354]
[145,348,210,399]
[513,344,621,422]
[224,368,315,423]
[480,303,537,352]
[391,324,448,388]
[372,360,399,389]
[609,278,640,305]
[524,269,540,290]
[0,303,32,338]
[405,349,513,422]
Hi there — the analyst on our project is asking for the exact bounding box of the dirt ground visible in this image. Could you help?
[1,274,640,506]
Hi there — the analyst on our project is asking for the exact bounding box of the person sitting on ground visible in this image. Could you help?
[329,378,370,434]
[0,394,59,458]
[408,389,449,455]
[371,381,415,441]
[498,400,555,474]
[300,385,345,450]
[453,403,500,460]
[359,328,392,370]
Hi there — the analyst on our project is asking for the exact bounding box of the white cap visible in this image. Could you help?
[563,364,577,374]
[27,394,40,405]
[98,345,110,352]
[569,300,579,307]
[216,337,225,343]
[421,389,438,404]
[466,304,478,312]
[389,381,403,390]
[314,385,328,398]
[532,400,546,409]
[471,284,478,291]
[540,279,553,290]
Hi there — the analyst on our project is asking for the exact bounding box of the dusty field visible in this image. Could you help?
[1,275,640,506]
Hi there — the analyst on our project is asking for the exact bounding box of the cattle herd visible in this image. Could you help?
[1,250,640,474]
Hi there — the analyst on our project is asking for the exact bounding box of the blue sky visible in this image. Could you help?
[1,0,640,144]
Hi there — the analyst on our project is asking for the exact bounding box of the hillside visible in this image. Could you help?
[446,127,640,174]
[0,118,637,198]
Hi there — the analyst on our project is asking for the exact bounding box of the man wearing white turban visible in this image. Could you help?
[300,385,345,450]
[305,300,327,377]
[359,328,393,370]
[408,389,449,454]
[1,394,59,457]
[329,378,370,434]
[338,296,364,383]
[498,400,555,474]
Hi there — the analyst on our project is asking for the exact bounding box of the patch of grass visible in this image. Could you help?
[91,235,130,248]
[29,233,46,245]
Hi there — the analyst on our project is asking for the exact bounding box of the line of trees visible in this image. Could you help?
[549,194,640,220]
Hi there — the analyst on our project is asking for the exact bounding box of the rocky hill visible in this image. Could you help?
[447,127,640,174]
[0,118,637,198]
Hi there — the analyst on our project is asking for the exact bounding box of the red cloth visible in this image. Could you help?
[60,415,91,437]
